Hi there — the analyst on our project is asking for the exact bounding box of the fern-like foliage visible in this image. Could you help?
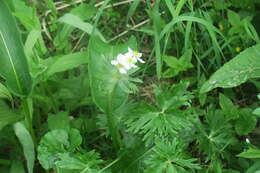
[144,139,201,172]
[125,81,194,145]
[195,107,236,161]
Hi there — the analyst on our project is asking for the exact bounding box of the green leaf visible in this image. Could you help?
[88,36,137,112]
[200,44,260,93]
[55,153,87,170]
[47,112,70,131]
[219,93,239,120]
[0,2,32,97]
[196,109,235,158]
[24,30,42,58]
[55,151,103,172]
[54,4,97,50]
[163,50,193,78]
[41,51,88,79]
[44,0,57,17]
[58,13,106,42]
[0,102,22,131]
[37,129,82,169]
[237,148,260,159]
[235,108,257,135]
[253,108,260,117]
[14,122,35,173]
[12,0,46,55]
[0,83,12,101]
[125,82,193,145]
[228,10,241,27]
[144,139,201,172]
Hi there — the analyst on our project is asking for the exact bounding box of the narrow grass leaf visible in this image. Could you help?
[58,13,106,42]
[24,30,41,58]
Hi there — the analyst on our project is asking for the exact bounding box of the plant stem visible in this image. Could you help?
[21,97,35,143]
[106,85,122,151]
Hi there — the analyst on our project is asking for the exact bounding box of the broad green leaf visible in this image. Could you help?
[58,13,106,42]
[38,130,68,170]
[88,36,137,112]
[55,153,87,170]
[14,122,35,173]
[0,83,12,101]
[41,51,88,79]
[53,152,103,172]
[235,108,257,135]
[0,2,32,97]
[37,129,82,170]
[56,153,92,169]
[237,148,260,159]
[0,102,22,131]
[200,44,260,93]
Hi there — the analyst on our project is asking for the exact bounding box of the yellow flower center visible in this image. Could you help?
[133,51,139,57]
[127,57,134,64]
[116,63,124,68]
[235,47,241,52]
[218,24,224,31]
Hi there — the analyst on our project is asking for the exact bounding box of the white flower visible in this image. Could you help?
[111,57,128,74]
[246,138,250,144]
[111,48,144,74]
[127,48,145,63]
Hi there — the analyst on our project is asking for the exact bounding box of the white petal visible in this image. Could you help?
[137,58,145,63]
[128,47,133,53]
[137,53,142,58]
[124,52,132,58]
[124,63,131,70]
[132,64,138,68]
[117,54,127,63]
[119,68,127,74]
[117,54,125,60]
[111,60,118,65]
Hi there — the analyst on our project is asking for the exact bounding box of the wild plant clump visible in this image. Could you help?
[0,0,260,173]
